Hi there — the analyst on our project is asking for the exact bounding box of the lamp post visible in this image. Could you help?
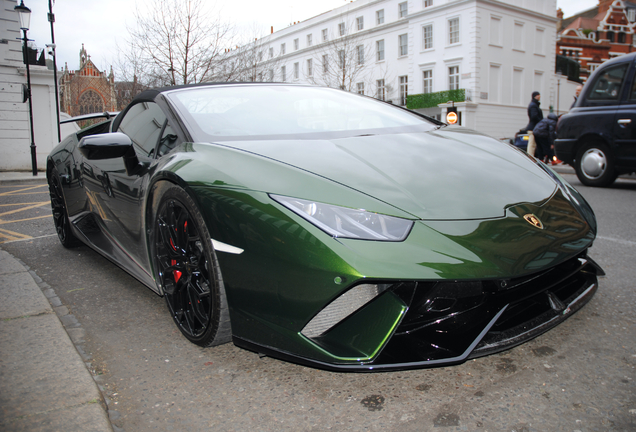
[14,0,37,176]
[48,0,61,142]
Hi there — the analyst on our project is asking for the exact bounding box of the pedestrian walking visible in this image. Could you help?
[532,112,558,164]
[525,91,543,156]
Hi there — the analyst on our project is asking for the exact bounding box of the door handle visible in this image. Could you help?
[617,119,632,125]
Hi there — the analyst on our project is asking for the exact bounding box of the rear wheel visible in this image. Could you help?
[574,142,618,187]
[48,168,81,248]
[151,185,232,347]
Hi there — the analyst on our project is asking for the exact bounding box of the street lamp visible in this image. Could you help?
[14,0,38,176]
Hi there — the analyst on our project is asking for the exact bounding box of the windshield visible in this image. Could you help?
[166,85,437,141]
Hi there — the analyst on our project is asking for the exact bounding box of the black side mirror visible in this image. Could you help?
[78,132,133,160]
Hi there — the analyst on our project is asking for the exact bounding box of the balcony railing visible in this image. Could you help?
[406,89,465,110]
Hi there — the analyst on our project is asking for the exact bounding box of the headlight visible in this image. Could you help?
[270,195,413,241]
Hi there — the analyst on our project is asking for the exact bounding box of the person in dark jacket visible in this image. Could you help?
[532,112,558,163]
[524,91,543,156]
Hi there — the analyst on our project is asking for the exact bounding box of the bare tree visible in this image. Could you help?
[122,0,234,86]
[307,20,374,92]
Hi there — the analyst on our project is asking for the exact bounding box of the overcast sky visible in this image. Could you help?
[22,0,599,73]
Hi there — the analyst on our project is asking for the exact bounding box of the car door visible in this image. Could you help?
[80,100,178,281]
[612,60,636,169]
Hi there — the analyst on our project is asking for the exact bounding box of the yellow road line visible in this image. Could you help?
[0,201,49,218]
[0,185,48,196]
[0,214,52,225]
[0,227,32,243]
[0,202,50,207]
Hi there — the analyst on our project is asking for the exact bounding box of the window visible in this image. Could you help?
[490,16,502,46]
[294,38,299,50]
[294,62,299,79]
[535,27,545,55]
[449,66,459,90]
[269,69,274,82]
[618,32,626,43]
[449,18,460,44]
[424,0,433,6]
[323,54,328,73]
[489,64,501,103]
[357,45,365,65]
[399,75,408,105]
[269,47,274,58]
[513,22,524,51]
[423,25,433,49]
[629,8,636,22]
[399,2,408,18]
[357,16,364,31]
[307,34,312,46]
[512,68,523,105]
[589,63,600,73]
[307,59,313,77]
[377,39,385,61]
[357,82,365,95]
[117,102,166,157]
[281,65,286,82]
[607,31,615,43]
[338,50,345,69]
[423,70,433,93]
[376,9,384,25]
[280,43,286,55]
[399,34,408,56]
[588,63,628,100]
[322,29,328,41]
[376,79,386,101]
[339,22,346,36]
[156,122,178,157]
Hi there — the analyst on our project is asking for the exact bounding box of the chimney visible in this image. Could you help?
[271,26,274,34]
[599,0,613,15]
[557,8,564,20]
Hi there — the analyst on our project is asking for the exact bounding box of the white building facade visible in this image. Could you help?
[235,0,559,139]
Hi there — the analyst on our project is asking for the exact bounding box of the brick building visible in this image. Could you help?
[59,45,117,116]
[557,0,636,81]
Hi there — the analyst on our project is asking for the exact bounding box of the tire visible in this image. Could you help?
[151,185,232,347]
[574,142,618,187]
[48,168,81,248]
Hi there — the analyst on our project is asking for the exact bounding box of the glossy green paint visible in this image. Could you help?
[152,135,596,365]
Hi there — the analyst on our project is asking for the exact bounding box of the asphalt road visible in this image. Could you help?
[1,173,635,432]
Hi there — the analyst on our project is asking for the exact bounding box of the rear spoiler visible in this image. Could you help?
[60,112,119,124]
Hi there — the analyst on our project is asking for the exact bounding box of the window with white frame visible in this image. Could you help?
[423,24,433,50]
[399,2,408,18]
[513,22,524,51]
[307,59,313,77]
[449,18,460,44]
[424,0,433,6]
[377,79,386,100]
[281,65,286,81]
[307,34,312,46]
[357,45,365,65]
[377,40,385,61]
[399,34,408,56]
[589,63,600,73]
[449,66,459,90]
[323,54,328,73]
[269,47,274,58]
[512,67,523,105]
[339,22,346,36]
[269,69,274,82]
[489,63,501,102]
[322,28,328,41]
[357,82,365,95]
[535,27,545,55]
[294,62,299,79]
[376,9,384,25]
[357,16,364,31]
[490,16,502,46]
[294,39,299,50]
[423,70,433,93]
[338,50,345,69]
[281,43,286,55]
[258,51,263,62]
[399,75,408,105]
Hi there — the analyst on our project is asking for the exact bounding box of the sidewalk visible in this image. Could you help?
[0,248,113,431]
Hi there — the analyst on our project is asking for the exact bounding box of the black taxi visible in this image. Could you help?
[556,52,636,186]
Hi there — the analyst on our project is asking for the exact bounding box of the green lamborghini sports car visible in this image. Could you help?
[47,83,603,371]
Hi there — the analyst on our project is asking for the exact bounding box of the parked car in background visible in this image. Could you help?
[556,52,636,186]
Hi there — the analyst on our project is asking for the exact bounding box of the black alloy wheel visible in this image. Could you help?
[48,168,81,248]
[152,184,231,347]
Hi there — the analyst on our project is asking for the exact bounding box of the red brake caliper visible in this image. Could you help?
[171,259,182,283]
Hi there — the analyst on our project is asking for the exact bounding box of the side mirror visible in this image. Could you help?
[78,132,133,160]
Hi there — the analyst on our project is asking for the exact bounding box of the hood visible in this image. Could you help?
[215,128,557,220]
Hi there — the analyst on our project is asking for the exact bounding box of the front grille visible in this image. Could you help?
[373,250,602,365]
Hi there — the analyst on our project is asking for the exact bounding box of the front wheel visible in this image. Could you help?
[151,184,232,347]
[574,142,618,187]
[48,168,81,248]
